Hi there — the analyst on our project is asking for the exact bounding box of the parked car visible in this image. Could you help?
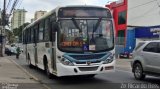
[131,40,160,80]
[5,47,17,55]
[5,47,12,56]
[10,46,17,54]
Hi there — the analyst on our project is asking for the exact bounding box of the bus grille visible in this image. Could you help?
[70,54,105,60]
[75,61,101,64]
[78,66,98,71]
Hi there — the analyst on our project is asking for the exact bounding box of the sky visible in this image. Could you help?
[127,0,160,26]
[1,0,160,26]
[0,0,118,23]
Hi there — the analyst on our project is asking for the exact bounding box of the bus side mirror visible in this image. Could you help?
[51,32,56,42]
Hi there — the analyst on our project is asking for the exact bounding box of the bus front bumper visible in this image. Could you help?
[56,60,115,77]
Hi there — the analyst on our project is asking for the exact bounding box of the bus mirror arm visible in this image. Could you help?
[51,32,56,42]
[51,22,58,32]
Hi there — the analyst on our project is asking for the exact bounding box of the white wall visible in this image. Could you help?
[127,0,160,26]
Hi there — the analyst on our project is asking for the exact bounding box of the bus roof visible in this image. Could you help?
[62,5,107,9]
[23,5,110,31]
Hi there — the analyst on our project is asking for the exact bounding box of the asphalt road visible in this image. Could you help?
[7,55,160,89]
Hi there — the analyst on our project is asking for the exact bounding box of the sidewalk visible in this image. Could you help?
[0,56,37,83]
[115,58,132,72]
[0,56,48,89]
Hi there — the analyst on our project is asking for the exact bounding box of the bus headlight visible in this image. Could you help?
[59,58,74,66]
[103,54,114,64]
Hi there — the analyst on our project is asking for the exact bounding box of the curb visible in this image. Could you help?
[7,57,51,89]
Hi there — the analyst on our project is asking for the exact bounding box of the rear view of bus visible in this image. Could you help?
[56,6,115,77]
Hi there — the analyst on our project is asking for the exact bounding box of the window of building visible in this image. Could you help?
[118,11,126,25]
[117,30,125,45]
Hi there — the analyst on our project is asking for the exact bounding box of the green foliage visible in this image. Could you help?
[5,29,15,44]
[13,23,30,42]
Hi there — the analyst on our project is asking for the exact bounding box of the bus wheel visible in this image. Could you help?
[28,54,33,68]
[44,62,52,79]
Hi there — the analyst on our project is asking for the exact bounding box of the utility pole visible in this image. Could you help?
[0,0,6,57]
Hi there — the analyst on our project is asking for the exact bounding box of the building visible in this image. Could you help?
[34,10,47,20]
[11,9,27,30]
[106,0,160,54]
[106,0,128,56]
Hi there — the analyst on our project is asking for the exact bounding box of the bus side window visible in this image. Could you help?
[51,23,56,42]
[44,18,50,41]
[23,31,25,44]
[34,25,39,43]
[25,30,27,44]
[50,13,56,42]
[39,21,44,41]
[31,28,34,43]
[23,31,26,44]
[24,29,28,44]
[28,29,31,43]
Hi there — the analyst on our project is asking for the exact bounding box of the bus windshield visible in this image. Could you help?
[58,19,114,53]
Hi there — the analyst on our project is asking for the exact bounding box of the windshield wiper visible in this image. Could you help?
[71,18,82,33]
[93,18,102,32]
[91,18,102,43]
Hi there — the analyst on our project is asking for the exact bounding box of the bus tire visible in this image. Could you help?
[44,59,52,79]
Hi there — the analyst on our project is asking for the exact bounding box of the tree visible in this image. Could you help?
[13,22,30,42]
[5,29,15,44]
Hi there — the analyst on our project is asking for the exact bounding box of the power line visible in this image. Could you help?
[9,0,19,17]
[128,0,157,10]
[16,0,23,9]
[14,0,20,8]
[156,0,160,7]
[129,11,160,25]
[129,0,160,23]
[128,0,160,20]
[9,0,18,15]
[6,0,12,11]
[155,0,160,16]
[129,4,158,21]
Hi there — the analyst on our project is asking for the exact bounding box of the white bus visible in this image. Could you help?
[22,5,115,78]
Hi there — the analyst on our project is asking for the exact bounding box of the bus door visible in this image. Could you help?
[34,25,38,66]
[50,15,57,72]
[51,38,56,72]
[29,28,36,65]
